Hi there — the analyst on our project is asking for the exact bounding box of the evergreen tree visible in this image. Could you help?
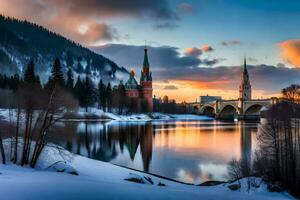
[3,75,8,89]
[83,74,96,112]
[51,58,65,87]
[117,81,126,114]
[66,68,74,91]
[106,82,112,112]
[10,74,21,91]
[74,76,84,106]
[24,60,37,84]
[0,74,4,88]
[98,79,106,110]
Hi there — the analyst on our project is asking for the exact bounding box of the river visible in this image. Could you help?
[50,119,259,184]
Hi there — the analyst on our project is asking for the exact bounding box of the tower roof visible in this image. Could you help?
[125,69,138,89]
[243,57,248,74]
[143,48,149,69]
[140,47,152,82]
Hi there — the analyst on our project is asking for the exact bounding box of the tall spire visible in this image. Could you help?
[239,57,251,100]
[243,57,248,74]
[143,47,149,70]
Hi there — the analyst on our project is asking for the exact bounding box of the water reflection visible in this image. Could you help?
[49,120,258,184]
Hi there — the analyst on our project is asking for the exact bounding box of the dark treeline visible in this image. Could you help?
[153,96,188,114]
[0,59,144,114]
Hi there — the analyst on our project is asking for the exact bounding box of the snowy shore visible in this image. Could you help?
[62,108,213,122]
[0,143,294,200]
[0,109,294,199]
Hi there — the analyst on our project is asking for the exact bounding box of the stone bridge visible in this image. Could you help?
[191,98,278,119]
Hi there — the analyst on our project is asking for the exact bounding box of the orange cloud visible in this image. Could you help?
[279,40,300,67]
[201,44,214,52]
[184,47,202,57]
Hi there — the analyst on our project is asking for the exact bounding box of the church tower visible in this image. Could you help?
[239,58,252,100]
[140,47,153,111]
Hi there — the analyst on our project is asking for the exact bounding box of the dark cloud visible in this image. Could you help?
[164,85,179,90]
[92,44,219,73]
[0,0,179,44]
[221,40,242,46]
[92,44,300,93]
[277,63,286,68]
[162,64,300,92]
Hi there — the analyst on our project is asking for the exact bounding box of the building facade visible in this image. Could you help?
[239,58,252,100]
[199,95,222,104]
[125,48,153,112]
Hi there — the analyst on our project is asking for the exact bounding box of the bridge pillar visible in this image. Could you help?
[238,99,244,115]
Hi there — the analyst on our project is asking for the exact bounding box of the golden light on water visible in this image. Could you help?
[154,121,243,158]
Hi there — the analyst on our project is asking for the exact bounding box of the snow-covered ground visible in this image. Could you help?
[64,108,213,122]
[0,107,213,122]
[0,142,294,200]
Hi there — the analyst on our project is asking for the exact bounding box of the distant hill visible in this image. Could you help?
[0,15,128,83]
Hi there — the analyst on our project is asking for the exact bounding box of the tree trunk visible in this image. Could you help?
[0,132,6,164]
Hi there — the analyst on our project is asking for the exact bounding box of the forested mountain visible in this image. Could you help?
[0,15,128,83]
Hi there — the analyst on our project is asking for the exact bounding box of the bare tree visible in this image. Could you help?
[255,101,300,195]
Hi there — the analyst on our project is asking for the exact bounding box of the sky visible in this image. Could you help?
[1,0,300,102]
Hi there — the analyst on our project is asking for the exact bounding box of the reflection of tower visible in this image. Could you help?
[239,58,252,100]
[125,124,140,160]
[240,121,252,162]
[140,123,153,172]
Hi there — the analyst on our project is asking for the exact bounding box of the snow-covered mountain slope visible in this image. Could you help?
[0,15,128,84]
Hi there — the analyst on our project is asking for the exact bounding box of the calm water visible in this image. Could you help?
[50,119,258,184]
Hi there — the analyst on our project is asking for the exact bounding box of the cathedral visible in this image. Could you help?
[125,47,153,112]
[239,58,252,100]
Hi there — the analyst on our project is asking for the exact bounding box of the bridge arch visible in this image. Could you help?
[244,104,264,115]
[192,105,200,113]
[218,104,240,118]
[201,106,215,116]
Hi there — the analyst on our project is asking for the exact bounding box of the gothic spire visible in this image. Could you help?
[143,47,149,70]
[239,57,251,100]
[243,57,248,74]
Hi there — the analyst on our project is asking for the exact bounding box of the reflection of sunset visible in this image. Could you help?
[154,121,247,160]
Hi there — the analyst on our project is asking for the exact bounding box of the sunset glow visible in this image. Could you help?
[1,0,300,102]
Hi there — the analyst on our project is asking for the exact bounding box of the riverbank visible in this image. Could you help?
[0,142,294,200]
[62,108,213,121]
[0,107,214,122]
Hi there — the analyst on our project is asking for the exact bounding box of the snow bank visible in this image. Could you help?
[64,107,152,122]
[0,108,212,123]
[0,144,294,200]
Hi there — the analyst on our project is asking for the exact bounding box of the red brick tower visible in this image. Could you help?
[140,47,153,112]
